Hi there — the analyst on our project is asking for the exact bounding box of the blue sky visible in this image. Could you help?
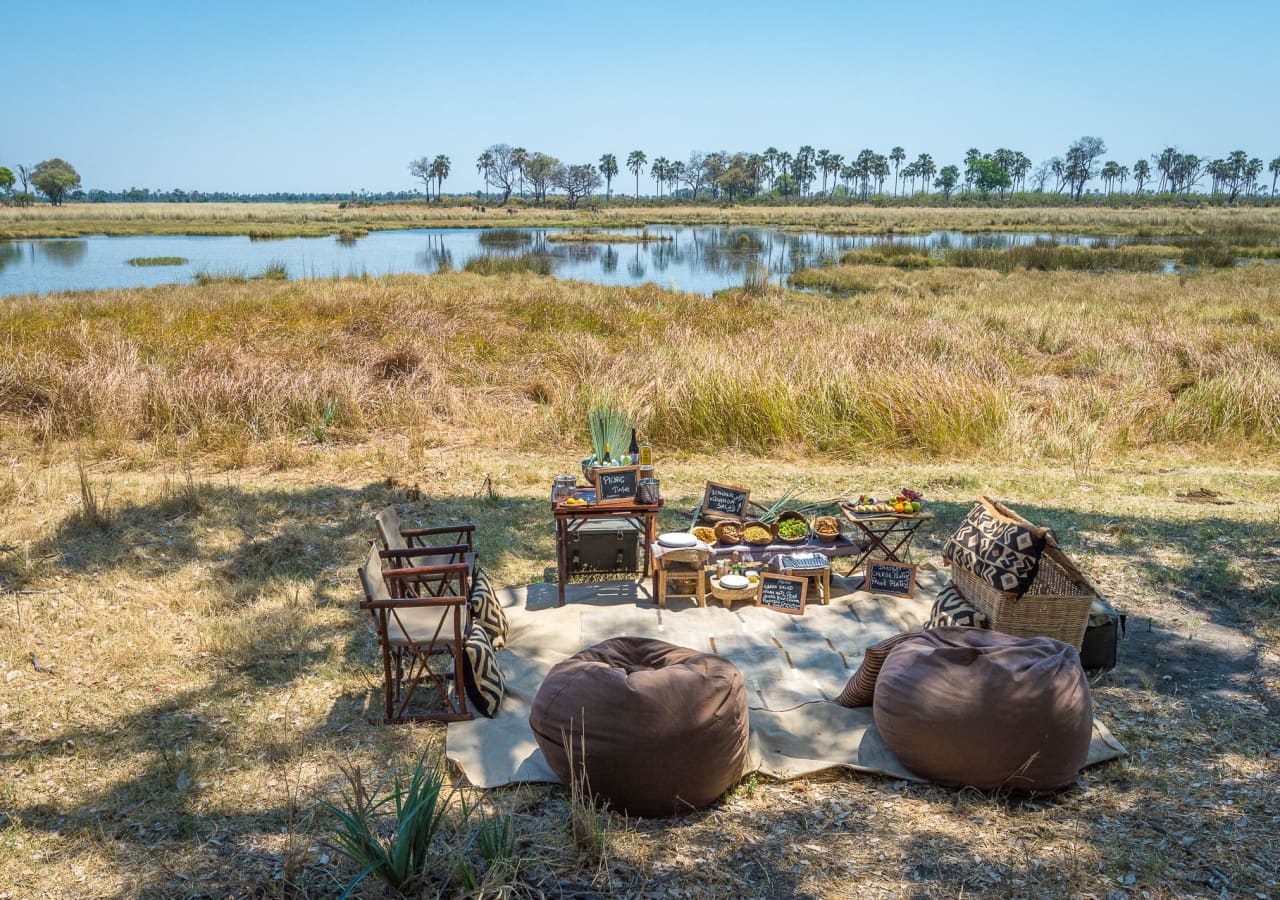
[4,0,1276,194]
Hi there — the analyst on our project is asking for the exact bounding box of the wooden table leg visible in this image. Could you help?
[556,518,568,607]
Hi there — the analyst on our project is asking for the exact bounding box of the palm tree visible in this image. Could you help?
[511,147,529,199]
[795,146,816,195]
[827,153,844,196]
[915,154,936,196]
[963,148,981,193]
[476,151,494,201]
[650,157,668,197]
[431,155,451,201]
[668,161,686,199]
[776,152,793,192]
[1270,156,1280,196]
[872,154,890,195]
[902,161,920,195]
[763,147,779,190]
[598,154,619,201]
[853,149,876,198]
[1246,157,1264,197]
[816,149,831,194]
[1133,159,1151,194]
[889,146,905,195]
[626,150,647,199]
[839,163,855,196]
[1100,161,1120,194]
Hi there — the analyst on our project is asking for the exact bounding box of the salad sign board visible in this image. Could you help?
[594,466,641,506]
[865,560,917,598]
[757,573,807,615]
[703,481,750,521]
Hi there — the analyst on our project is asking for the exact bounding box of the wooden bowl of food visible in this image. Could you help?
[774,511,809,544]
[813,515,842,543]
[714,521,744,546]
[741,520,776,546]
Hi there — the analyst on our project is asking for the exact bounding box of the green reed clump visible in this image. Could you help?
[194,268,247,285]
[335,228,368,245]
[463,253,553,276]
[941,240,1166,273]
[741,262,772,297]
[126,256,188,267]
[476,228,533,247]
[1177,239,1236,268]
[839,244,937,268]
[254,260,289,281]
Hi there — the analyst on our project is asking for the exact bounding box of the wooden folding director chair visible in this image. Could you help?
[374,505,477,596]
[358,541,473,724]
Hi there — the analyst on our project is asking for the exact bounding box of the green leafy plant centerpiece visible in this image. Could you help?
[586,404,636,466]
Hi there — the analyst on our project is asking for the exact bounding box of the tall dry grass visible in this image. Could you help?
[1,265,1277,461]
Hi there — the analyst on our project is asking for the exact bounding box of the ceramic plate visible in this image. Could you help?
[719,574,750,590]
[657,532,698,549]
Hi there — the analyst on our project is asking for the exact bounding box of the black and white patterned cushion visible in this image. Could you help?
[468,568,508,650]
[927,582,990,629]
[462,623,505,718]
[942,499,1046,596]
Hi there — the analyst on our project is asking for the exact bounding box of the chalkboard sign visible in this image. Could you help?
[594,466,641,506]
[757,572,807,615]
[702,481,750,522]
[865,560,917,598]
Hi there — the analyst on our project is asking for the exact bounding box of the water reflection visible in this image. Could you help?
[416,234,455,273]
[0,226,1206,299]
[0,242,20,274]
[38,240,89,266]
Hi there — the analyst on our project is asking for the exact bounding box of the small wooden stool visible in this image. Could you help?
[778,562,832,605]
[656,549,709,608]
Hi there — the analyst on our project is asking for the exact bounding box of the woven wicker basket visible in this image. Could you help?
[949,499,1100,649]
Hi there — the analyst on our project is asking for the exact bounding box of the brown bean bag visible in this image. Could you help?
[529,637,749,817]
[873,627,1093,792]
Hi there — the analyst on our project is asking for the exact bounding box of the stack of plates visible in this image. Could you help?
[718,574,750,590]
[657,532,697,549]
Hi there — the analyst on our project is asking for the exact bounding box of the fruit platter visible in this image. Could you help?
[844,489,925,517]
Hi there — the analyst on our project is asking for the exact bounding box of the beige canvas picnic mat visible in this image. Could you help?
[447,570,1126,788]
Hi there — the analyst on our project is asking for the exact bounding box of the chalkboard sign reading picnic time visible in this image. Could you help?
[594,466,641,506]
[865,560,917,598]
[757,572,807,615]
[702,481,750,521]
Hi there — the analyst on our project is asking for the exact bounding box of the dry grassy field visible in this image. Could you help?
[1,233,1278,896]
[4,200,1280,243]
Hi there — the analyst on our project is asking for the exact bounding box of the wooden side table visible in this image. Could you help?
[552,491,663,607]
[839,504,935,573]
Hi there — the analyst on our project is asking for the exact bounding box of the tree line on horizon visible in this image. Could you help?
[4,139,1279,207]
[415,139,1280,205]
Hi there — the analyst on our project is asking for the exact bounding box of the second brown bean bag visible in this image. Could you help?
[529,637,749,817]
[873,627,1093,792]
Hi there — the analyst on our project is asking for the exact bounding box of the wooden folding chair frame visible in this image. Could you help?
[359,549,473,724]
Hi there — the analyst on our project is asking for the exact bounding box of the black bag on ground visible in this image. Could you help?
[1079,597,1124,671]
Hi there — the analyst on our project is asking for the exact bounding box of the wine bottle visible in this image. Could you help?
[603,443,612,464]
[628,428,640,463]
